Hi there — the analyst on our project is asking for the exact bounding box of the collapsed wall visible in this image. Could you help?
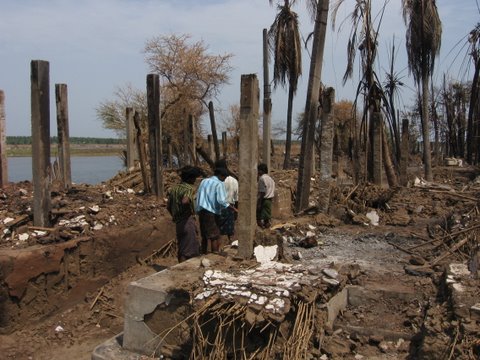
[116,255,351,359]
[0,220,172,333]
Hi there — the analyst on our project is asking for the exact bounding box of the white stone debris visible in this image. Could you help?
[3,217,14,224]
[18,188,28,196]
[33,230,47,237]
[93,223,104,231]
[127,188,135,194]
[201,258,211,268]
[59,215,89,228]
[366,210,379,226]
[254,245,278,264]
[322,268,339,279]
[55,325,64,332]
[18,233,29,241]
[230,240,239,248]
[195,261,328,316]
[89,205,100,214]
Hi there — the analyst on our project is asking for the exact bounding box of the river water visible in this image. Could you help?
[8,156,124,185]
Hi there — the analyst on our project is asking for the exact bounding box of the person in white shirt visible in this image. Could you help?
[215,159,238,242]
[257,163,275,228]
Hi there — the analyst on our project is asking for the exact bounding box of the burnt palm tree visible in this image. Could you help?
[268,0,303,169]
[467,23,480,164]
[332,0,399,186]
[295,0,330,212]
[402,0,442,181]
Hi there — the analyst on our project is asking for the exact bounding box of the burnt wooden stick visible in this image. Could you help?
[133,111,151,193]
[196,145,215,170]
[208,101,221,161]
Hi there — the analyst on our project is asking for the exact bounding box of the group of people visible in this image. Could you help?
[166,160,275,262]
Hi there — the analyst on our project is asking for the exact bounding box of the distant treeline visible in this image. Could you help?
[7,136,123,145]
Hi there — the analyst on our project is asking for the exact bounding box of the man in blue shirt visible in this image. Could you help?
[195,167,232,254]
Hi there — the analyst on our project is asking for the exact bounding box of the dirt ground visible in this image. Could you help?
[0,156,479,359]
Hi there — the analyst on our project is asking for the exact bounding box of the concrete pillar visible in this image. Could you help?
[318,87,335,212]
[222,131,227,159]
[238,74,259,259]
[372,112,383,186]
[146,74,163,198]
[262,29,272,171]
[55,84,72,189]
[31,60,51,227]
[126,107,136,171]
[0,90,8,187]
[400,118,409,186]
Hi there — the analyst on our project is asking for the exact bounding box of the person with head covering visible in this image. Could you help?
[167,166,205,262]
[257,163,275,228]
[195,167,234,254]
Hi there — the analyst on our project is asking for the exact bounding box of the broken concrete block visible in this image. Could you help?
[254,245,278,264]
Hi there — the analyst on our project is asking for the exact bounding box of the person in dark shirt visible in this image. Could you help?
[167,166,205,262]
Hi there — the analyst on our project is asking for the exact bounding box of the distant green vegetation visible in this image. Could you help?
[7,136,124,145]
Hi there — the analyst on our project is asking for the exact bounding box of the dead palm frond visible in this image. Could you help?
[268,0,303,169]
[268,2,303,93]
[402,0,442,85]
[402,0,442,181]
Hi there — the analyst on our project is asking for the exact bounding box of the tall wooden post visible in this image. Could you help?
[238,74,259,259]
[262,28,272,170]
[189,115,197,164]
[207,135,214,161]
[372,112,383,186]
[222,131,228,159]
[167,136,173,168]
[55,84,72,189]
[0,90,8,187]
[31,60,51,227]
[208,101,221,161]
[400,119,409,186]
[126,107,136,170]
[183,110,190,165]
[147,74,163,198]
[318,88,335,212]
[134,111,150,192]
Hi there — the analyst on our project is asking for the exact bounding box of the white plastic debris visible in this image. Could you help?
[366,210,379,226]
[55,325,64,332]
[308,224,316,230]
[254,245,278,264]
[127,188,135,194]
[34,230,47,237]
[3,217,14,224]
[230,240,239,248]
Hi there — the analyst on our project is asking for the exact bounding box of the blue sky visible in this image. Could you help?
[0,0,478,138]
